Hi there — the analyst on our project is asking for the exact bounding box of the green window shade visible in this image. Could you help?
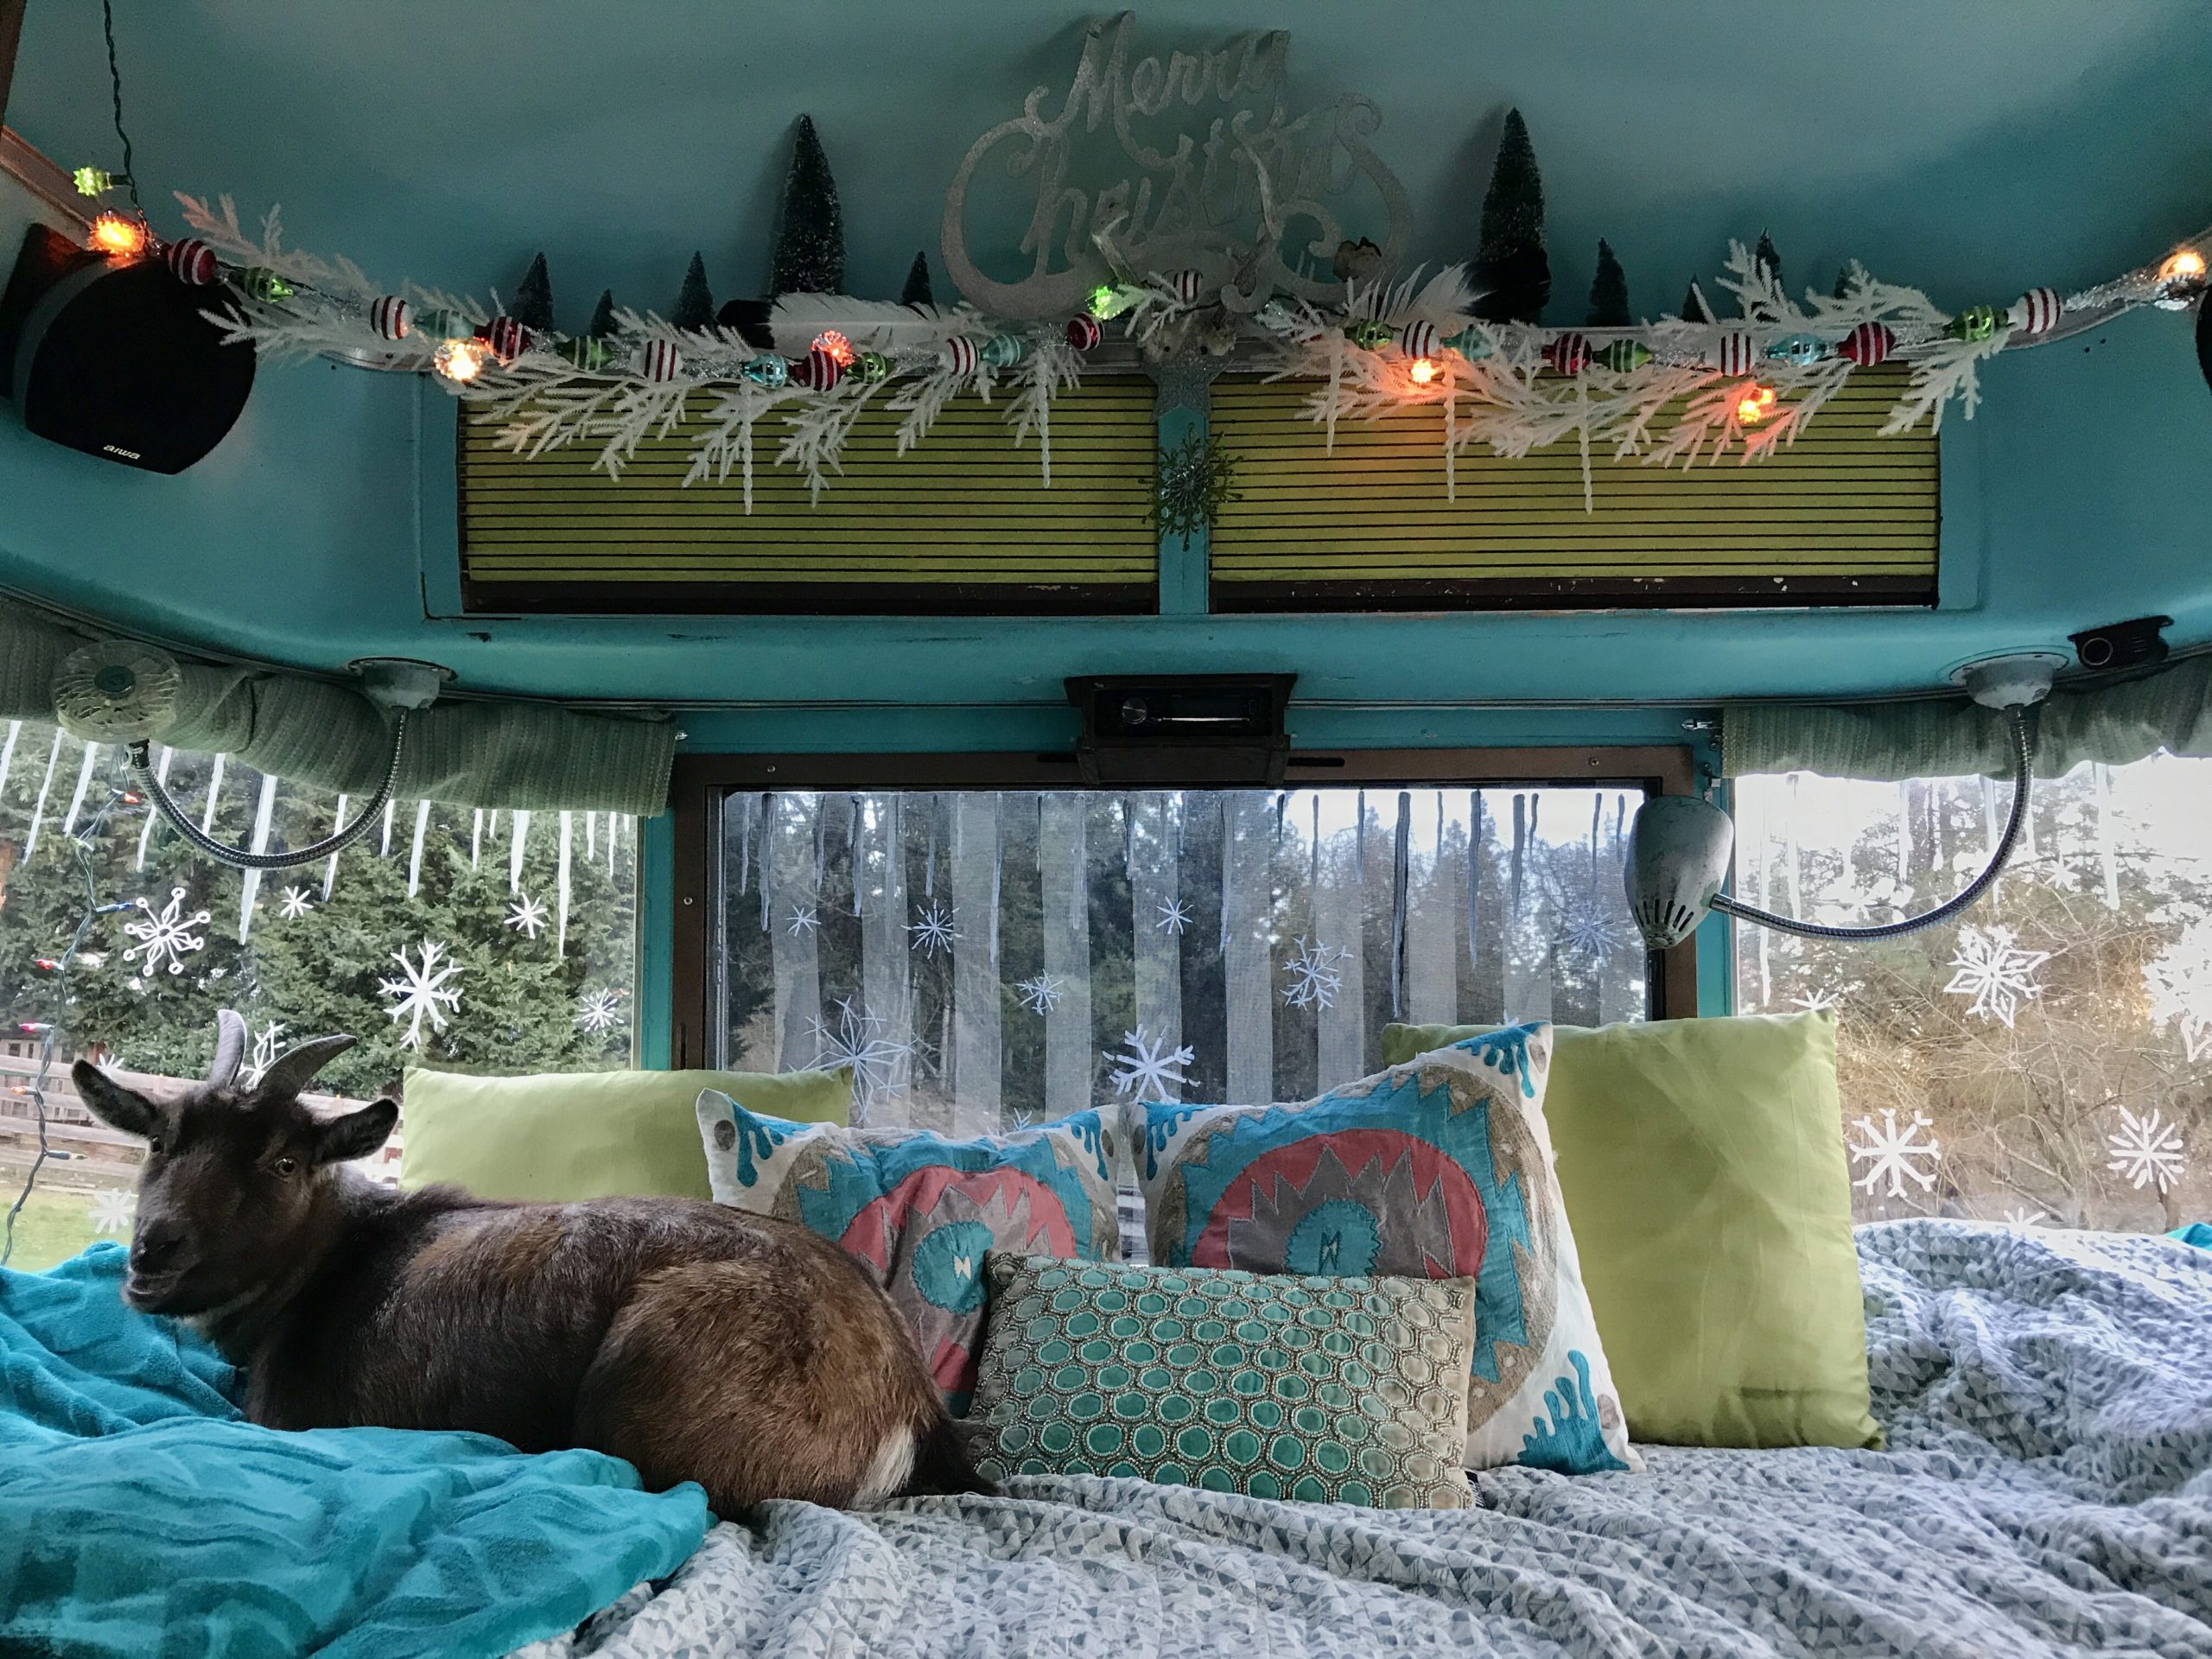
[1207,371,1937,612]
[458,378,1158,617]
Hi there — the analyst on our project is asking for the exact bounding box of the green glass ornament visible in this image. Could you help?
[855,349,893,383]
[1344,319,1392,350]
[238,266,295,302]
[557,336,613,371]
[981,333,1025,369]
[1599,339,1652,373]
[741,354,789,389]
[1444,326,1492,360]
[1944,305,2002,342]
[1766,333,1827,366]
[72,166,121,197]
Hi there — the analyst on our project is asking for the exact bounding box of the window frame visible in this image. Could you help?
[667,745,1700,1071]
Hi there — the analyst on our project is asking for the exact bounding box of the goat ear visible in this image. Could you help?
[312,1097,398,1166]
[73,1062,161,1139]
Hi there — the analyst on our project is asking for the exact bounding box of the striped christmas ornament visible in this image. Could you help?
[1344,319,1392,349]
[1837,322,1895,365]
[368,296,413,340]
[2010,287,2061,336]
[163,238,217,286]
[635,339,684,382]
[1599,339,1652,373]
[854,350,893,382]
[1541,332,1592,374]
[557,336,612,371]
[1944,305,2002,342]
[1065,314,1103,350]
[1766,332,1827,367]
[1168,269,1204,304]
[792,346,843,391]
[1397,320,1440,359]
[1444,326,1492,360]
[741,353,788,388]
[940,337,978,376]
[481,316,528,362]
[981,333,1025,369]
[1713,332,1758,375]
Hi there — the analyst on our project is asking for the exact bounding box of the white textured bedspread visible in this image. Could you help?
[519,1221,2212,1658]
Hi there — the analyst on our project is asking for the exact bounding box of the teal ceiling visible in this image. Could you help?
[1,3,2209,722]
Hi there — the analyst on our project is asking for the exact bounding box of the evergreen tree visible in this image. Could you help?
[1752,232,1783,295]
[587,289,617,340]
[769,115,844,296]
[1586,239,1630,327]
[1833,266,1853,300]
[671,254,714,330]
[900,251,933,308]
[1472,108,1548,324]
[512,253,554,332]
[1680,280,1712,323]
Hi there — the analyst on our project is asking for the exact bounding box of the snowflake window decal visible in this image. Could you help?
[575,987,625,1036]
[239,1020,285,1089]
[505,893,548,939]
[2106,1104,2185,1194]
[787,905,819,938]
[1109,1024,1196,1101]
[123,888,211,980]
[906,902,960,958]
[2144,919,2212,1064]
[1155,898,1192,937]
[1015,973,1067,1015]
[1281,936,1350,1011]
[378,938,463,1051]
[1555,902,1626,962]
[805,998,919,1119]
[278,887,314,920]
[1846,1108,1942,1200]
[88,1188,137,1236]
[1942,925,2050,1027]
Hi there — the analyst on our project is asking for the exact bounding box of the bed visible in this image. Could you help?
[6,1220,2208,1658]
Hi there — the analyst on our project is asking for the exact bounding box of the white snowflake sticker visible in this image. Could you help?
[1109,1025,1196,1101]
[1015,973,1067,1015]
[379,939,462,1051]
[123,888,211,980]
[787,906,819,938]
[575,987,625,1036]
[2106,1105,2185,1193]
[1281,936,1350,1011]
[1155,898,1192,937]
[806,998,918,1118]
[2145,919,2212,1064]
[1555,903,1626,961]
[1847,1108,1942,1200]
[278,887,314,920]
[906,902,960,958]
[239,1020,285,1089]
[1997,1206,2047,1229]
[88,1188,137,1236]
[1942,925,2050,1027]
[505,893,548,939]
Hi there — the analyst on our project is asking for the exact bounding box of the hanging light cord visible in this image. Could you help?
[101,0,142,210]
[1712,703,2037,942]
[123,712,410,872]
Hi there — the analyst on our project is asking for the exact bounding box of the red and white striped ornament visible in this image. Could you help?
[1541,332,1591,374]
[792,346,843,391]
[1836,322,1896,366]
[635,339,684,382]
[481,316,528,363]
[1168,269,1203,304]
[163,238,217,286]
[368,296,413,340]
[939,337,978,376]
[1714,332,1758,375]
[1397,320,1440,359]
[1065,314,1103,351]
[2010,287,2061,337]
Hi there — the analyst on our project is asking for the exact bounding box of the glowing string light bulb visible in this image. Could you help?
[88,211,149,259]
[433,338,490,384]
[1407,356,1440,385]
[1735,384,1779,425]
[2160,248,2206,289]
[810,330,855,367]
[73,166,122,197]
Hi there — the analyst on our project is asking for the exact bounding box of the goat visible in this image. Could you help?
[72,1012,990,1515]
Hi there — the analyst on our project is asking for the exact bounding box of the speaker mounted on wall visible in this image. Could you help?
[0,223,255,473]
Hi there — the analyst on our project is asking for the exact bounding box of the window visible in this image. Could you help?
[0,719,639,1270]
[1733,755,2209,1234]
[690,760,1685,1134]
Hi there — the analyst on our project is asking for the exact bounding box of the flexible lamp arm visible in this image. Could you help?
[124,710,410,872]
[1709,702,2036,942]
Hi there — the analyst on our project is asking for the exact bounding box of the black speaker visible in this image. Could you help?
[1,224,255,473]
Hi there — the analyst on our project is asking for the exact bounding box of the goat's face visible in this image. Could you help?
[71,1017,395,1319]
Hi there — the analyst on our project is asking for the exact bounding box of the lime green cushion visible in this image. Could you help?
[400,1067,850,1202]
[1380,1014,1878,1450]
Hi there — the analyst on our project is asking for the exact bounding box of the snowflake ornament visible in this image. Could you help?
[1846,1109,1942,1200]
[1015,973,1067,1015]
[907,902,960,958]
[2144,920,2212,1063]
[575,987,624,1036]
[378,939,462,1051]
[239,1020,285,1089]
[1998,1206,2047,1229]
[1109,1025,1196,1100]
[1789,988,1842,1014]
[787,906,819,938]
[88,1188,137,1236]
[805,998,918,1118]
[505,893,548,939]
[1556,903,1627,961]
[123,888,210,980]
[1155,898,1193,937]
[2106,1105,2186,1194]
[1942,925,2050,1027]
[278,887,314,919]
[1281,936,1350,1011]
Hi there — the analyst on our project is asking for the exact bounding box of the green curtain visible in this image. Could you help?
[1,607,675,815]
[1721,652,2212,781]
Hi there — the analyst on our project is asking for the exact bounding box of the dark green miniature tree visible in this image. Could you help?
[1586,239,1630,327]
[587,289,617,339]
[671,254,714,330]
[1680,280,1712,323]
[1473,109,1548,324]
[900,251,933,308]
[511,253,553,332]
[1752,232,1783,296]
[769,116,844,296]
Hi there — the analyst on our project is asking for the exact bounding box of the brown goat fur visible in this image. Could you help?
[71,1014,988,1515]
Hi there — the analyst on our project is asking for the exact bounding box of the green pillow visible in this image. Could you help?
[1381,1014,1878,1451]
[400,1066,850,1202]
[969,1254,1478,1508]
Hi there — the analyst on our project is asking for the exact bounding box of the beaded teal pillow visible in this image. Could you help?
[968,1254,1478,1509]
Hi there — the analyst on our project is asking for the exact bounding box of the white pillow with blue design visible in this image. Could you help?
[694,1090,1120,1414]
[1130,1023,1637,1475]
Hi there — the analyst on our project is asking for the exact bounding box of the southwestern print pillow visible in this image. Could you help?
[969,1255,1478,1508]
[694,1090,1119,1412]
[1132,1024,1637,1475]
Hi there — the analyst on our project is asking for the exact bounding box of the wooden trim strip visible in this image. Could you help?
[460,578,1159,617]
[1213,574,1936,610]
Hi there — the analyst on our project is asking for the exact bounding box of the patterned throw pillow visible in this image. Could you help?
[1132,1024,1637,1475]
[969,1255,1478,1508]
[694,1091,1119,1410]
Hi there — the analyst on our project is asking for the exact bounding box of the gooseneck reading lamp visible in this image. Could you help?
[51,644,448,872]
[1624,653,2062,951]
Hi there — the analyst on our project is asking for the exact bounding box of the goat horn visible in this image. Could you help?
[209,1009,248,1088]
[254,1033,358,1098]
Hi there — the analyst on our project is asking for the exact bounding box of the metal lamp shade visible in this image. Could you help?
[1624,795,1735,951]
